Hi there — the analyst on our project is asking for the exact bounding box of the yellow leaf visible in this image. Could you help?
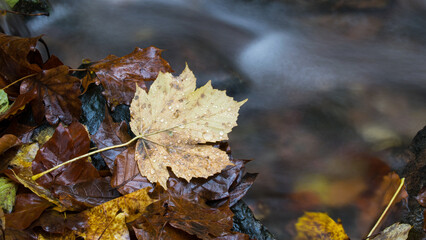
[295,212,350,240]
[129,65,246,188]
[83,187,155,239]
[371,223,411,240]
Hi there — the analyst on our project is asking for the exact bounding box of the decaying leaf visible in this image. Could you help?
[0,33,41,98]
[0,134,20,156]
[371,222,411,240]
[82,187,155,239]
[91,110,132,171]
[111,144,153,195]
[0,89,36,122]
[52,177,121,211]
[4,193,51,230]
[32,122,99,188]
[295,212,350,240]
[0,177,17,213]
[130,65,246,188]
[20,65,81,125]
[132,194,236,239]
[83,46,173,110]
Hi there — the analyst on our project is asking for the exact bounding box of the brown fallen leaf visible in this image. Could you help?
[83,46,173,110]
[132,194,237,239]
[129,65,246,188]
[110,144,153,195]
[295,212,350,240]
[32,122,99,188]
[20,65,81,125]
[0,33,42,98]
[0,134,20,156]
[0,89,36,122]
[371,222,411,240]
[52,177,121,211]
[91,109,132,171]
[4,193,51,230]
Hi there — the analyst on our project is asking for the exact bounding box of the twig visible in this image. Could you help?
[1,9,49,16]
[366,177,405,240]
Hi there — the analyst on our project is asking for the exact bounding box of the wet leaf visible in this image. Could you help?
[52,177,121,211]
[0,90,36,122]
[371,223,411,240]
[32,210,86,235]
[0,177,17,213]
[19,65,81,125]
[5,193,51,230]
[0,134,20,156]
[0,89,8,114]
[130,65,246,188]
[32,122,99,188]
[166,158,254,207]
[111,144,153,195]
[91,110,132,171]
[133,194,235,239]
[82,187,155,239]
[295,212,350,240]
[0,34,41,98]
[83,46,173,110]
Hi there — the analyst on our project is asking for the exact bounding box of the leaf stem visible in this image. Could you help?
[31,135,143,181]
[366,177,405,240]
[68,69,87,72]
[1,73,38,90]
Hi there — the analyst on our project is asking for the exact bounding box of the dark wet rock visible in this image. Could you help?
[402,126,426,239]
[232,200,276,240]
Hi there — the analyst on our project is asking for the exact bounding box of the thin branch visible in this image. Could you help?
[69,68,87,72]
[31,135,143,181]
[1,73,38,90]
[1,9,49,16]
[366,177,406,240]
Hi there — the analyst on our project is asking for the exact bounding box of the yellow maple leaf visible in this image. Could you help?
[129,65,246,188]
[82,187,155,239]
[295,212,350,240]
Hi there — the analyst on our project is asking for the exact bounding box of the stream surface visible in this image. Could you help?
[4,0,426,238]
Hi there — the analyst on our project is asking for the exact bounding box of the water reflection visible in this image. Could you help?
[11,0,426,238]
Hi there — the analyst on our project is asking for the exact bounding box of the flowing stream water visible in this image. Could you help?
[3,0,426,238]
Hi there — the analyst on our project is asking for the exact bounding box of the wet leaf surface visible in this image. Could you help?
[83,46,173,110]
[5,193,51,230]
[133,194,238,239]
[91,109,131,171]
[0,34,41,98]
[20,65,81,125]
[130,66,246,188]
[32,122,99,187]
[111,144,153,195]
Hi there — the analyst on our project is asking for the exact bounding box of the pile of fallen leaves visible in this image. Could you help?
[0,33,256,239]
[0,32,425,240]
